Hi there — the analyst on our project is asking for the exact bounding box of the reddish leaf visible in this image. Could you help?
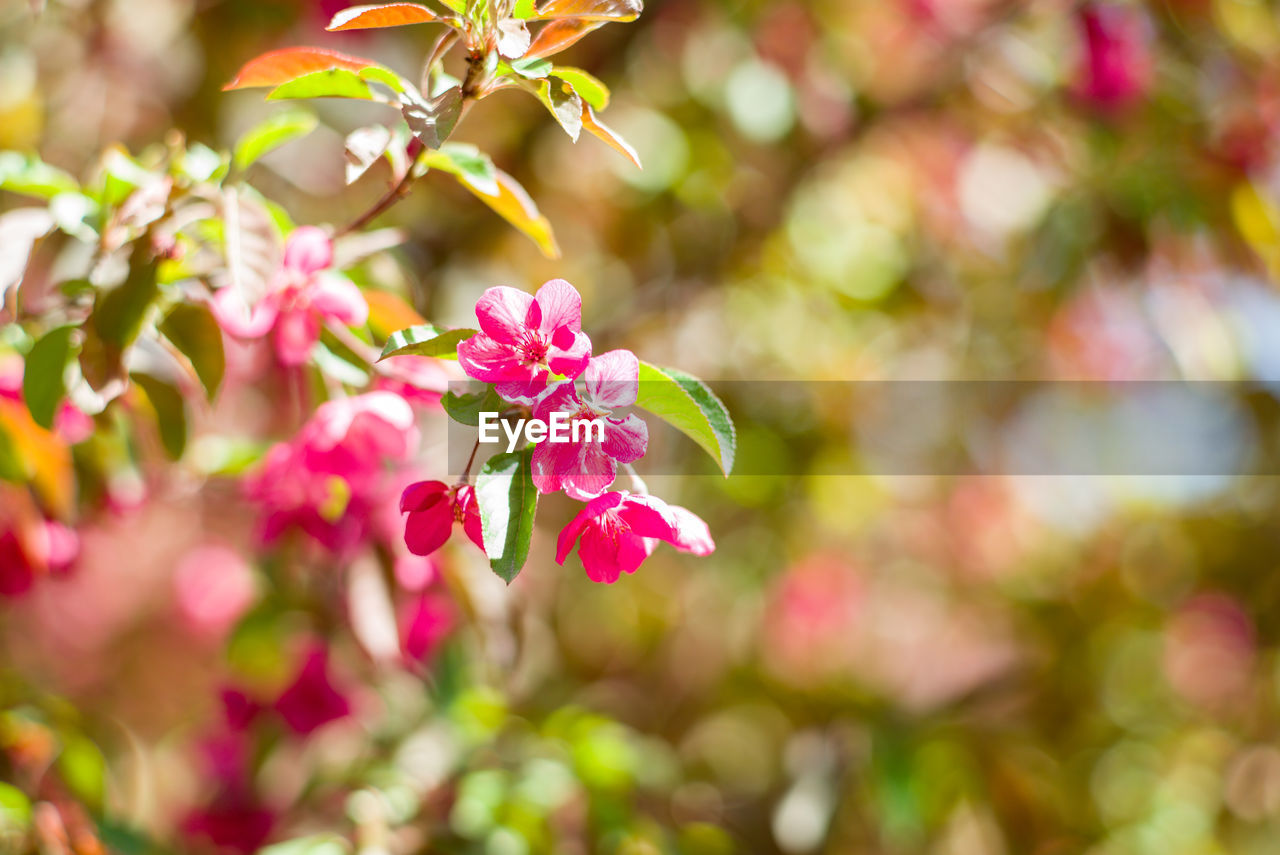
[582,104,641,168]
[223,47,386,91]
[527,18,603,58]
[529,0,641,22]
[327,3,440,31]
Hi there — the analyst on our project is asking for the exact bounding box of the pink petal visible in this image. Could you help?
[531,381,580,422]
[555,492,622,564]
[457,486,485,550]
[584,349,639,409]
[310,273,369,326]
[547,331,591,379]
[562,442,617,500]
[404,501,453,557]
[401,480,449,514]
[475,286,535,344]
[457,333,532,386]
[210,287,278,339]
[669,505,715,556]
[283,226,333,275]
[531,438,578,495]
[616,494,680,540]
[601,414,647,464]
[532,279,583,336]
[275,309,319,365]
[577,521,653,583]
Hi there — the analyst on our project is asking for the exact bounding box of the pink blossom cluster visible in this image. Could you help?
[402,280,714,584]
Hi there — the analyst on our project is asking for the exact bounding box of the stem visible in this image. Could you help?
[326,319,383,367]
[458,435,483,485]
[336,165,420,237]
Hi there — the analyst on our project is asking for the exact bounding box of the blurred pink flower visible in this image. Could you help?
[0,520,78,598]
[376,355,452,408]
[246,392,419,553]
[174,545,257,638]
[457,279,592,402]
[531,350,648,500]
[183,796,275,854]
[1073,4,1152,112]
[1164,593,1256,709]
[400,480,484,557]
[555,491,714,584]
[211,226,368,366]
[400,592,454,663]
[274,645,351,736]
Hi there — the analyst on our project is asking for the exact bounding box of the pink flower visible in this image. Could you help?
[1073,4,1151,112]
[183,796,275,854]
[273,645,351,736]
[555,491,714,584]
[211,226,369,366]
[174,545,257,638]
[531,350,648,500]
[400,480,484,557]
[0,520,78,598]
[457,279,592,402]
[400,592,454,663]
[246,392,418,552]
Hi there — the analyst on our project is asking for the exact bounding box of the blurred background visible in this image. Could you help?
[7,0,1280,853]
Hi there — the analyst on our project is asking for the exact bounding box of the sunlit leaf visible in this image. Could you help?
[364,290,426,339]
[582,103,640,167]
[551,67,608,109]
[635,360,735,475]
[344,125,395,184]
[475,447,538,583]
[509,56,552,79]
[402,87,463,150]
[312,341,371,386]
[535,78,583,141]
[267,68,403,102]
[426,153,559,257]
[131,373,188,460]
[423,143,498,195]
[529,0,641,22]
[223,47,390,91]
[0,208,54,302]
[233,108,319,171]
[379,324,477,360]
[0,151,78,200]
[0,399,74,518]
[23,325,78,429]
[159,303,225,401]
[526,18,603,59]
[327,3,439,31]
[56,733,106,810]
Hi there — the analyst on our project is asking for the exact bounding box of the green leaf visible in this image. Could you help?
[0,782,32,830]
[635,360,735,475]
[513,0,535,17]
[534,78,583,141]
[551,67,608,109]
[475,447,538,583]
[234,108,319,171]
[56,733,106,810]
[131,373,188,460]
[426,143,498,195]
[79,246,160,391]
[0,151,78,199]
[442,384,503,426]
[509,56,552,79]
[402,87,463,150]
[379,324,477,360]
[423,152,559,257]
[268,69,382,102]
[438,0,466,12]
[312,340,371,386]
[23,325,78,429]
[159,303,225,401]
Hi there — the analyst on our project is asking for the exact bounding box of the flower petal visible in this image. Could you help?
[584,349,639,409]
[283,226,333,275]
[532,278,583,335]
[616,494,680,540]
[555,492,622,565]
[562,441,617,500]
[547,330,591,379]
[309,273,369,326]
[400,480,449,513]
[275,309,320,365]
[669,505,715,556]
[475,286,535,344]
[601,414,647,463]
[404,502,453,556]
[210,287,278,339]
